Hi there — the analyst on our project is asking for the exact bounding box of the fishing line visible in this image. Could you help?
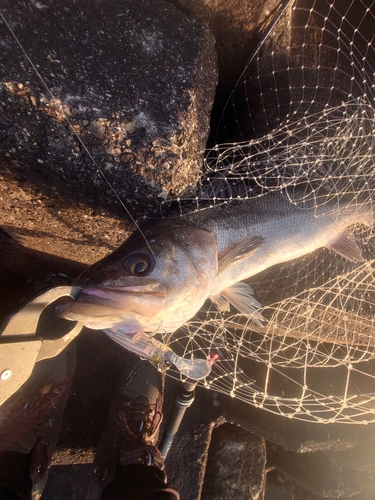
[0,11,156,259]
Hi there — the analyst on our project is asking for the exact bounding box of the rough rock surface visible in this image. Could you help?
[166,0,282,142]
[202,424,266,499]
[0,0,217,261]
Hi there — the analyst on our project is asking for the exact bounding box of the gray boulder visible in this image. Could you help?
[0,0,217,261]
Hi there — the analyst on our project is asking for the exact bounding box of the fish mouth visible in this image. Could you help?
[79,286,166,306]
[55,285,167,326]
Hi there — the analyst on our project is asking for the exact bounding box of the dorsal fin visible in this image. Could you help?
[218,236,264,273]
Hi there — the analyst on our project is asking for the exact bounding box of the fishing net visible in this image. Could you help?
[155,0,375,424]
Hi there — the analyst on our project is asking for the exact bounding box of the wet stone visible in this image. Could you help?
[267,443,363,499]
[324,426,375,475]
[293,483,333,500]
[264,470,294,500]
[220,392,359,453]
[202,423,266,500]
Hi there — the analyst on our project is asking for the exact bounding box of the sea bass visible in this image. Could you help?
[56,192,373,335]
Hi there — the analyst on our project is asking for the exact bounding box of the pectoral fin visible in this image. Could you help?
[327,232,364,262]
[210,294,231,313]
[210,281,265,326]
[218,236,264,273]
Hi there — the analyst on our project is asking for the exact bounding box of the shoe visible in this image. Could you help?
[88,359,165,499]
[0,343,76,500]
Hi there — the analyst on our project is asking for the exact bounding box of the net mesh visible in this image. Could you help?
[155,0,375,424]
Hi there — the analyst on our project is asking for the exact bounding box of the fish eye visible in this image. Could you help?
[123,254,153,276]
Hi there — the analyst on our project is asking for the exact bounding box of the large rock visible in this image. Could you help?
[202,424,266,500]
[0,0,217,262]
[166,0,282,143]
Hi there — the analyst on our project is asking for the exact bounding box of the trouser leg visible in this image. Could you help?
[0,450,33,500]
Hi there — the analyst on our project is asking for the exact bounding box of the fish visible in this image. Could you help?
[56,192,373,336]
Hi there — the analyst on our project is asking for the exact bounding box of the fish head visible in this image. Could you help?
[56,218,218,334]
